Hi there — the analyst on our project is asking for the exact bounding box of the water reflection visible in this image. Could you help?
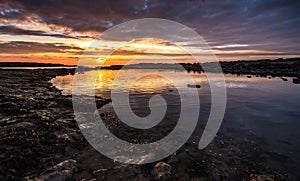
[52,69,206,98]
[51,69,300,161]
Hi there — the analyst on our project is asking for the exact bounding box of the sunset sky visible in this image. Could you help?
[0,0,300,65]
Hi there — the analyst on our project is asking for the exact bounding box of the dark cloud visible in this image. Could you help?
[0,0,214,32]
[0,41,83,54]
[0,8,25,20]
[0,0,299,59]
[0,25,79,39]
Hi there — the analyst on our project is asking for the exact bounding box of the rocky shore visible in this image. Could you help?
[219,58,300,78]
[0,68,299,180]
[80,58,300,83]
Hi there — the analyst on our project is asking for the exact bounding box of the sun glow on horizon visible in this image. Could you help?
[1,32,299,65]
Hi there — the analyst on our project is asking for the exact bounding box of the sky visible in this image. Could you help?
[0,0,300,65]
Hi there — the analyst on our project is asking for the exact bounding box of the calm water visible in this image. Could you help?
[52,69,300,159]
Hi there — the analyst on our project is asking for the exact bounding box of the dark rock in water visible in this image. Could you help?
[246,75,252,78]
[293,78,300,84]
[151,162,172,181]
[187,84,201,88]
[95,98,111,109]
[168,89,173,92]
[281,77,288,81]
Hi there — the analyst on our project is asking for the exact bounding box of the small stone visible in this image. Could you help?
[53,159,77,170]
[151,162,172,181]
[250,174,275,181]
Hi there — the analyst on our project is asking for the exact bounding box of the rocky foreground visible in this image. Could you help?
[0,68,299,180]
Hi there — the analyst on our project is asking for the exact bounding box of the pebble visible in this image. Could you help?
[151,162,172,181]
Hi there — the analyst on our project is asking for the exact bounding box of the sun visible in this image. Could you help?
[97,57,108,65]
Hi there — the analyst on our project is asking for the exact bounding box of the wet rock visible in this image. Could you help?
[40,169,74,181]
[39,159,77,181]
[187,84,201,88]
[0,102,18,113]
[93,168,108,179]
[250,174,275,181]
[191,178,207,181]
[51,159,77,170]
[281,77,288,81]
[293,78,300,84]
[135,174,150,181]
[56,96,73,107]
[95,98,111,109]
[151,162,172,181]
[14,122,35,128]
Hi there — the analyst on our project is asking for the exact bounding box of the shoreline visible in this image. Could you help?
[2,58,300,79]
[0,68,299,180]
